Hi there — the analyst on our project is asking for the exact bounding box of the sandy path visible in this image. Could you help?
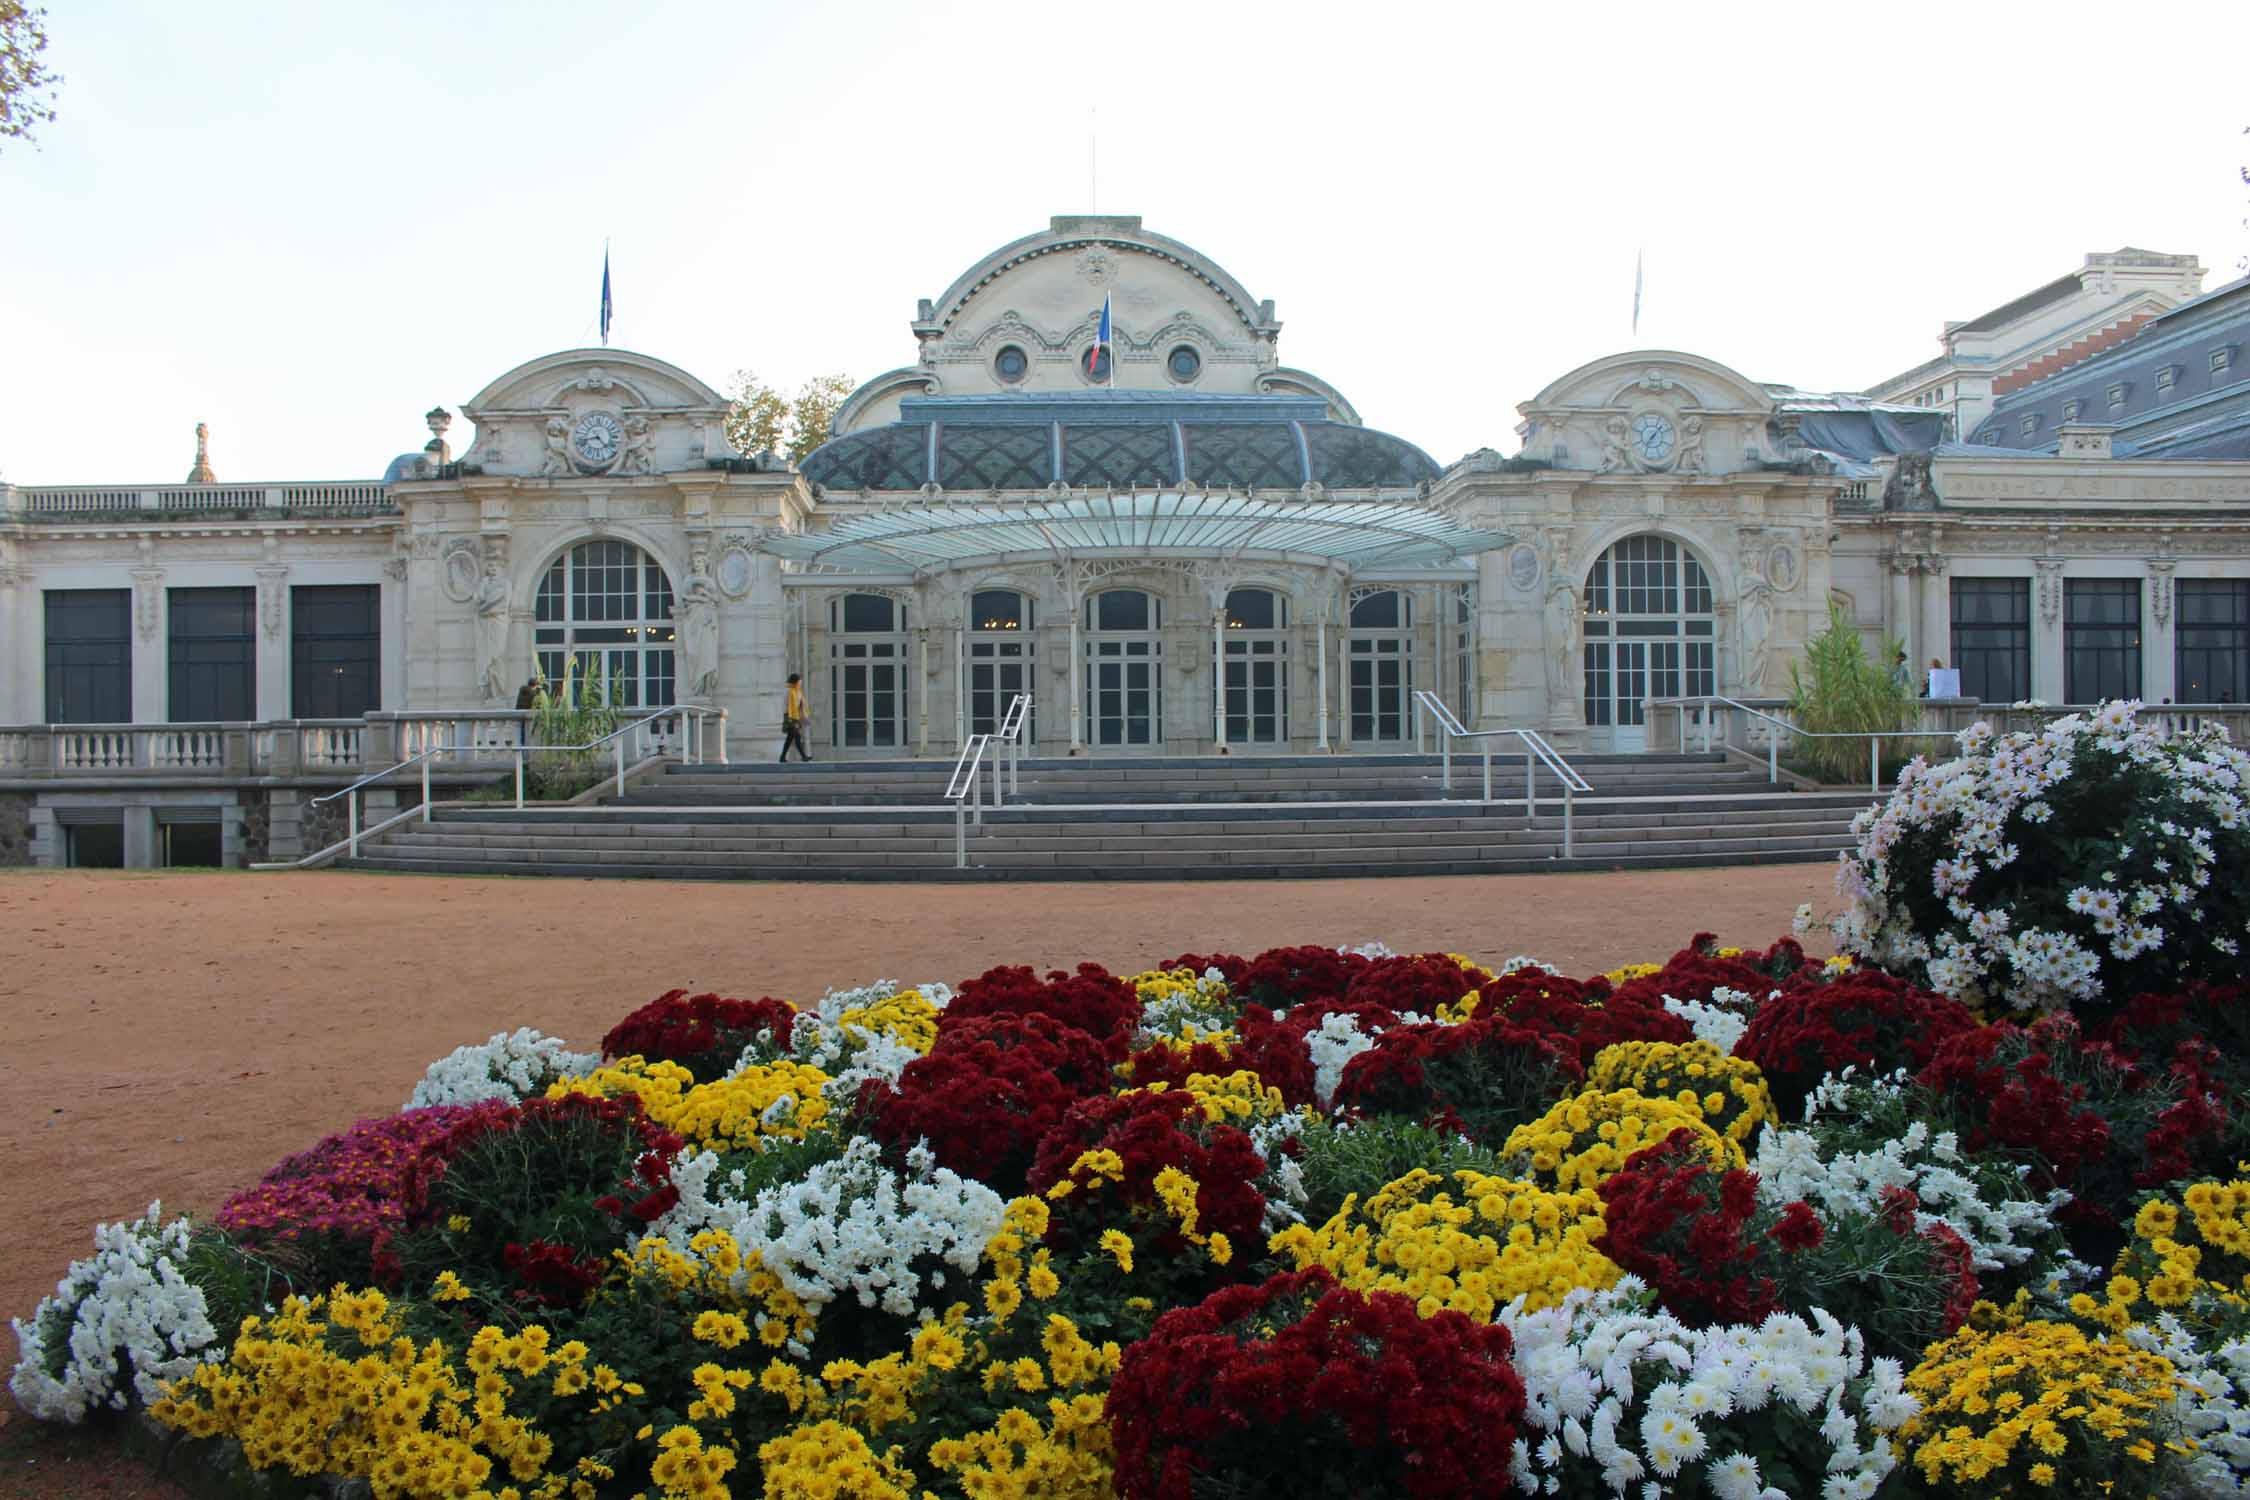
[0,863,1834,1334]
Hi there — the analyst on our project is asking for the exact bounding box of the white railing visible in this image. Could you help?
[1411,691,1593,856]
[9,481,396,516]
[45,724,233,772]
[1652,696,2250,793]
[308,704,727,861]
[1654,696,1955,792]
[947,694,1031,868]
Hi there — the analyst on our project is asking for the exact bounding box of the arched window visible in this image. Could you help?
[1223,588,1289,744]
[1347,588,1413,743]
[1581,536,1715,746]
[533,540,675,708]
[1085,589,1161,746]
[968,589,1036,740]
[830,593,908,749]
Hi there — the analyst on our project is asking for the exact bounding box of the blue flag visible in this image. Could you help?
[600,247,613,346]
[1087,293,1112,381]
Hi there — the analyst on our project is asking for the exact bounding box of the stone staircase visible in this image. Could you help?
[336,752,1876,882]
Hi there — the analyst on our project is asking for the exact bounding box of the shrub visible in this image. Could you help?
[943,962,1142,1043]
[1735,969,1980,1119]
[1107,1267,1526,1500]
[1785,602,1917,783]
[865,1015,1113,1194]
[601,989,798,1084]
[1835,702,2250,1016]
[1286,1116,1510,1228]
[1330,1018,1582,1142]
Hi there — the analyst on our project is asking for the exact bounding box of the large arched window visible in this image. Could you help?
[968,588,1035,741]
[533,540,676,708]
[831,593,908,749]
[1223,588,1289,744]
[1347,588,1413,744]
[1085,589,1162,746]
[1582,536,1714,745]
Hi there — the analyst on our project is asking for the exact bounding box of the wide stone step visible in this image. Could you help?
[340,842,1843,882]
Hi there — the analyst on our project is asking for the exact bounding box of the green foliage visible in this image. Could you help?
[1,2,59,146]
[1785,603,1921,781]
[1291,1115,1508,1227]
[527,654,625,796]
[724,370,854,466]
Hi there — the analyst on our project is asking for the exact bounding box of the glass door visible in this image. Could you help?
[1086,590,1162,748]
[1222,588,1288,745]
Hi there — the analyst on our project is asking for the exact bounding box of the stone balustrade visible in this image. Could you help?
[1,481,394,518]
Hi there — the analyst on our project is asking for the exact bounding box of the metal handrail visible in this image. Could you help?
[946,694,1031,868]
[1410,691,1592,855]
[310,704,727,859]
[1660,694,1950,792]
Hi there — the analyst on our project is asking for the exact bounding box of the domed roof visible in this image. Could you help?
[801,393,1438,493]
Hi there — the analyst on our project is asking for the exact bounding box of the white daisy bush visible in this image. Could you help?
[641,1134,1003,1331]
[9,1203,222,1423]
[403,1026,601,1109]
[1835,701,2250,1015]
[1502,1279,1913,1500]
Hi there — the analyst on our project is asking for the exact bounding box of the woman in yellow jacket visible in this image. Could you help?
[781,673,813,762]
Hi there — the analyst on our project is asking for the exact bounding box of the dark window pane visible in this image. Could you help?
[290,585,381,719]
[1093,590,1151,632]
[841,593,897,633]
[168,587,255,722]
[2064,580,2142,703]
[1349,591,1401,629]
[1952,578,2031,705]
[2177,580,2250,703]
[44,589,131,722]
[972,590,1027,630]
[1225,588,1279,630]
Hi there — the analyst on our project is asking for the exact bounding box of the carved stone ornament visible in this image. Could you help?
[1075,247,1118,286]
[441,540,483,603]
[716,545,754,599]
[257,569,288,639]
[1506,543,1543,593]
[2034,560,2065,627]
[383,556,408,582]
[132,571,164,643]
[2148,561,2176,627]
[1766,541,1802,594]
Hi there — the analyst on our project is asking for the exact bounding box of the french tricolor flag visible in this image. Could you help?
[1087,293,1113,381]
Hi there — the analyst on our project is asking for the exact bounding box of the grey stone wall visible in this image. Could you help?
[238,789,270,866]
[0,793,32,866]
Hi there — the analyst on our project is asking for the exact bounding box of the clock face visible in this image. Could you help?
[572,411,623,466]
[1631,413,1676,465]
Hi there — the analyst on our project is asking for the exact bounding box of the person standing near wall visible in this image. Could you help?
[781,674,813,763]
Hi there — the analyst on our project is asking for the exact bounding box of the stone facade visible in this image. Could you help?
[3,215,2248,815]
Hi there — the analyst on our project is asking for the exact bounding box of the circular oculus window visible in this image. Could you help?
[1166,345,1202,383]
[993,345,1029,384]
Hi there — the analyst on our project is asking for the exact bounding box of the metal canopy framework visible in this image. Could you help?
[756,492,1514,576]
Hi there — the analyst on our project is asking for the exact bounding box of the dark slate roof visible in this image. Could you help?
[801,393,1440,493]
[1951,270,2082,336]
[1969,275,2250,459]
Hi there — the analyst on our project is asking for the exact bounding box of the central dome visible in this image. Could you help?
[801,392,1437,494]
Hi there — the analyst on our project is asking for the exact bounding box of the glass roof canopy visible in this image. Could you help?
[756,492,1515,576]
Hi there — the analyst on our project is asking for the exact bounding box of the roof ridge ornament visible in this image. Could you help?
[185,422,216,485]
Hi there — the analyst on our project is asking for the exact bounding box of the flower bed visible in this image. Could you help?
[13,915,2250,1496]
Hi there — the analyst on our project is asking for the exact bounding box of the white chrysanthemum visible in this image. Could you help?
[404,1027,600,1109]
[8,1203,222,1424]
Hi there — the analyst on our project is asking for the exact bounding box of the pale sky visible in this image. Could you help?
[2,0,2245,485]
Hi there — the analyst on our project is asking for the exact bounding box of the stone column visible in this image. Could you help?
[1212,607,1227,753]
[0,567,26,721]
[914,626,930,756]
[1067,604,1084,753]
[954,619,968,751]
[1887,557,1916,664]
[1315,618,1331,751]
[747,556,789,758]
[2145,563,2176,704]
[256,565,291,721]
[131,567,165,724]
[2032,561,2067,704]
[1918,557,1950,681]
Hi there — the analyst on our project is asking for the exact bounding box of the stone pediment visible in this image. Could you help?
[458,349,730,478]
[1513,352,1777,477]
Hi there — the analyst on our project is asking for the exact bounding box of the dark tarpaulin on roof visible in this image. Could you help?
[1791,408,1951,463]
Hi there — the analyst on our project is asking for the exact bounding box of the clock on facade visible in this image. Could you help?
[572,411,624,468]
[1631,412,1676,467]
